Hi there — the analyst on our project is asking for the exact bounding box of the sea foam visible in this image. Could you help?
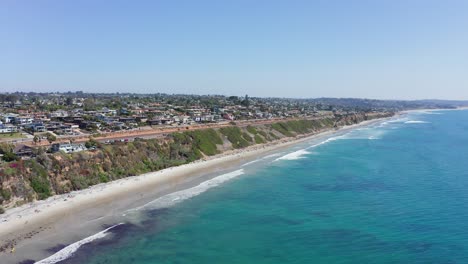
[242,153,283,167]
[274,136,345,161]
[405,120,430,124]
[310,136,342,147]
[275,149,311,161]
[35,223,124,264]
[341,128,386,140]
[131,169,245,211]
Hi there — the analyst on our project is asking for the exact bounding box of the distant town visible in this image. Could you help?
[0,91,466,160]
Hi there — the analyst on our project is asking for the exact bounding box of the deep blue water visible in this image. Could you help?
[43,110,468,264]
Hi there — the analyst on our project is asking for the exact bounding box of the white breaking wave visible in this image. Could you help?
[130,169,245,211]
[242,153,283,167]
[241,160,260,167]
[309,136,342,147]
[274,136,344,162]
[337,128,386,140]
[379,117,409,126]
[35,223,124,264]
[275,149,311,161]
[405,120,430,124]
[274,116,398,162]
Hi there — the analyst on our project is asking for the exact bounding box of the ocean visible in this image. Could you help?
[37,109,468,264]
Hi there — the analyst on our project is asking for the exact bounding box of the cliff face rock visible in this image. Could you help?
[0,113,392,210]
[334,112,393,127]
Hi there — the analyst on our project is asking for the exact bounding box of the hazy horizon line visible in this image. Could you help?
[1,90,468,102]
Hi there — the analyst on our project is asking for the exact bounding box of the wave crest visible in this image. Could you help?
[405,120,430,124]
[130,169,245,211]
[242,153,283,167]
[275,149,311,161]
[35,223,123,264]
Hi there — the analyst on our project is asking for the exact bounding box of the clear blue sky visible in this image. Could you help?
[1,0,468,99]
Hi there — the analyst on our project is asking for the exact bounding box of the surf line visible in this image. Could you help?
[35,223,124,264]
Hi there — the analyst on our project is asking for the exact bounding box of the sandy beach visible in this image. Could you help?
[0,117,391,263]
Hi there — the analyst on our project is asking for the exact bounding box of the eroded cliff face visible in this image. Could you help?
[334,112,392,127]
[0,113,393,210]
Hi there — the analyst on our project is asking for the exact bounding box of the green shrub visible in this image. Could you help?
[322,118,334,126]
[172,132,191,145]
[85,138,99,149]
[71,175,89,190]
[187,129,222,156]
[30,176,51,200]
[246,125,257,134]
[98,172,109,183]
[3,167,16,176]
[257,131,269,140]
[46,133,57,143]
[269,132,280,140]
[0,188,12,201]
[1,151,17,162]
[284,120,310,133]
[0,143,16,162]
[0,206,4,214]
[242,132,253,142]
[270,120,321,136]
[254,134,266,144]
[219,127,250,149]
[27,160,52,200]
[271,123,294,137]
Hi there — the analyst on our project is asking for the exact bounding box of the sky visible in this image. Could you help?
[1,0,468,100]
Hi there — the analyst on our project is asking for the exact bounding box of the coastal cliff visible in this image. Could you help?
[0,112,393,211]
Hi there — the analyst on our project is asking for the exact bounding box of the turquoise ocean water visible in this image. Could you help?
[40,110,468,264]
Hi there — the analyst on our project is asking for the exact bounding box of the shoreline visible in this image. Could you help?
[0,116,392,263]
[401,106,468,113]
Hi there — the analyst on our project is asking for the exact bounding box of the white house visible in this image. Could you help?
[51,143,86,153]
[0,124,18,134]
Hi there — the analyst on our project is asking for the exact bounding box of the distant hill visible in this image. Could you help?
[300,98,468,111]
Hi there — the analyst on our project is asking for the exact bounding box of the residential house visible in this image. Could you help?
[12,116,34,126]
[13,144,34,158]
[119,117,136,123]
[147,117,172,125]
[1,113,18,124]
[111,121,126,130]
[26,123,47,133]
[51,143,86,153]
[49,110,69,118]
[99,107,117,116]
[0,124,18,134]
